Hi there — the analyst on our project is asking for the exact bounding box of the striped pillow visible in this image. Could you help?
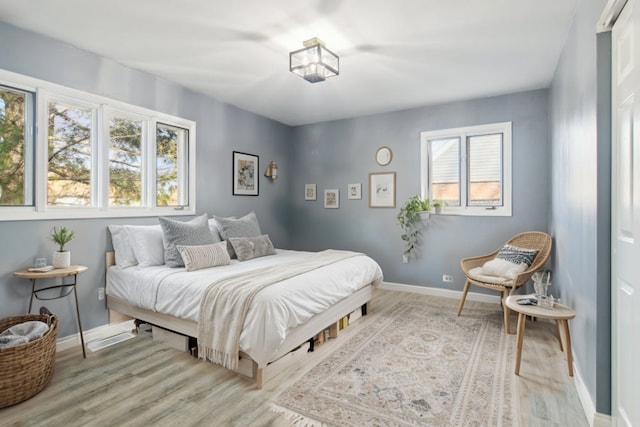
[176,242,231,271]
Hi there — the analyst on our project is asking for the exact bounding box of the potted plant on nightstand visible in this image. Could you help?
[397,195,431,261]
[50,226,75,268]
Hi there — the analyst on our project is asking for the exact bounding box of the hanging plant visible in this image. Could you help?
[397,195,431,259]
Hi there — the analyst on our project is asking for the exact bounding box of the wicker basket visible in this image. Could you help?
[0,312,58,408]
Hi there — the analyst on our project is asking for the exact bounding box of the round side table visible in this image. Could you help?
[13,265,88,358]
[505,294,576,376]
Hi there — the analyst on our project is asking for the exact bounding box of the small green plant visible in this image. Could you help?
[51,226,75,252]
[432,199,448,213]
[397,195,431,259]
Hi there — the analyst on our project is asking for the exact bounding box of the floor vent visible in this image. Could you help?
[87,332,136,352]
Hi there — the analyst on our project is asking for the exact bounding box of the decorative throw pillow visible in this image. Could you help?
[177,242,230,271]
[127,224,164,267]
[479,258,527,279]
[159,214,215,268]
[108,225,138,268]
[495,244,538,266]
[207,217,225,243]
[214,211,263,258]
[478,244,539,280]
[228,235,276,262]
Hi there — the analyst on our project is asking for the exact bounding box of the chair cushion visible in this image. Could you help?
[468,267,514,285]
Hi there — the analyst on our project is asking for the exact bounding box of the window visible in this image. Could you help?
[47,100,95,207]
[0,85,35,206]
[156,123,189,207]
[108,114,144,207]
[420,122,512,216]
[0,70,195,220]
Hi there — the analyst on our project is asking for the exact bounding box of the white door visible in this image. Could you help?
[612,2,640,426]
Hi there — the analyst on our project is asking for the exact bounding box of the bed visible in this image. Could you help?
[105,214,383,388]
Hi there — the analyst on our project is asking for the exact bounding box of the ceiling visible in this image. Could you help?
[0,0,578,126]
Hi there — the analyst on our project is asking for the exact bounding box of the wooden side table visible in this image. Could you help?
[505,294,576,376]
[13,265,89,358]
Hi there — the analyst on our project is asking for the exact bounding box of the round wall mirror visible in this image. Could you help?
[375,146,393,166]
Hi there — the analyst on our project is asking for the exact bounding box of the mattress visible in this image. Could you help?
[107,249,383,365]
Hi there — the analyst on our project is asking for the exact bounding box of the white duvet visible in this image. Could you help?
[106,249,383,366]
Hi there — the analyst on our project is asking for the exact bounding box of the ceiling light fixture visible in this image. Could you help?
[289,37,339,83]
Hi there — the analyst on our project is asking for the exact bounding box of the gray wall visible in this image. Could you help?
[548,0,611,414]
[290,89,550,291]
[0,22,293,337]
[0,7,614,416]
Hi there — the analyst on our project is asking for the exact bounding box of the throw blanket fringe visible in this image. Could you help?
[198,249,362,371]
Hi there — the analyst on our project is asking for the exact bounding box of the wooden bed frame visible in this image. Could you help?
[105,252,372,388]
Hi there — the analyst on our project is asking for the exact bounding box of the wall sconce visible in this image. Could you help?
[264,161,278,179]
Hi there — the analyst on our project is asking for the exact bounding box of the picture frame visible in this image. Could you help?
[375,146,393,166]
[348,183,362,200]
[232,151,259,196]
[324,189,339,209]
[369,172,396,208]
[305,184,317,200]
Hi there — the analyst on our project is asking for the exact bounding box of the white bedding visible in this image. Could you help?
[107,249,383,366]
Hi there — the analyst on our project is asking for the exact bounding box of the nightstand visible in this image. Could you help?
[13,265,88,358]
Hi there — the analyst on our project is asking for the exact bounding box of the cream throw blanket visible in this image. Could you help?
[197,250,362,371]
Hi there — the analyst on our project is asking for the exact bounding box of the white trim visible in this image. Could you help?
[598,0,628,32]
[573,361,612,427]
[377,281,501,304]
[420,122,512,217]
[0,68,196,221]
[594,413,613,427]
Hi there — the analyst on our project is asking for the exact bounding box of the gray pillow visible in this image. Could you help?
[215,211,262,258]
[228,235,276,261]
[159,214,215,267]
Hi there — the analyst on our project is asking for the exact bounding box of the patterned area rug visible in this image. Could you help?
[272,300,516,426]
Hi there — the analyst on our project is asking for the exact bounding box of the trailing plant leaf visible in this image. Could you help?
[397,195,430,260]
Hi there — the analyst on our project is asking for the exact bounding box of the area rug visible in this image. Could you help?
[272,300,517,426]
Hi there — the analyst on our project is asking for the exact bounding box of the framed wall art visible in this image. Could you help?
[232,151,259,196]
[348,183,362,200]
[369,172,396,208]
[375,146,393,166]
[305,184,317,200]
[324,189,339,209]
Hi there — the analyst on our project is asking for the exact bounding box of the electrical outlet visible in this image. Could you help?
[402,254,408,264]
[442,274,453,283]
[98,287,105,301]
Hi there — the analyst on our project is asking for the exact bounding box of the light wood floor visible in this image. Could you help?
[1,289,587,426]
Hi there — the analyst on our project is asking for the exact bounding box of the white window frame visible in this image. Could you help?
[103,107,149,209]
[0,81,36,207]
[420,122,512,217]
[0,68,196,221]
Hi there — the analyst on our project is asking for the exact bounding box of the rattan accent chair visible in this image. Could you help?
[457,231,552,334]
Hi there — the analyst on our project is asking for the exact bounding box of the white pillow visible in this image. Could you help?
[108,225,138,268]
[479,258,527,279]
[127,225,164,267]
[177,242,231,271]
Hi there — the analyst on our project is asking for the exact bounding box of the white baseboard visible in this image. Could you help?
[377,281,501,304]
[573,360,612,426]
[56,320,135,353]
[593,413,612,427]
